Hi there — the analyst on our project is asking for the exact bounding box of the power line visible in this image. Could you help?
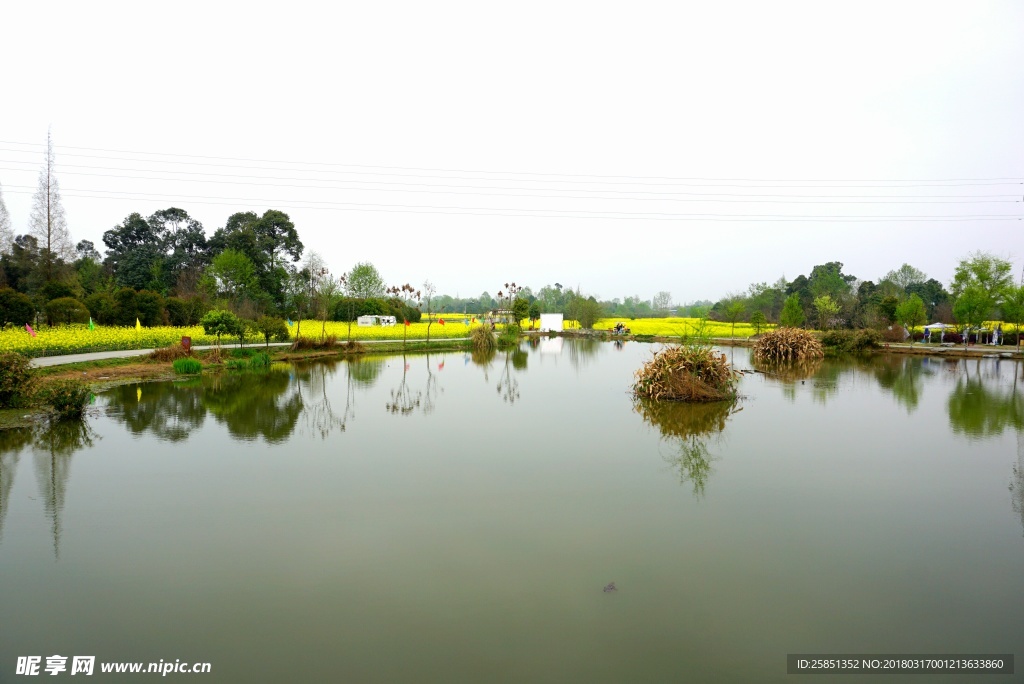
[2,186,1018,222]
[1,139,1021,185]
[0,169,1017,205]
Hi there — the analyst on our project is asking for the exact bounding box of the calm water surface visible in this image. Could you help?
[1,340,1022,682]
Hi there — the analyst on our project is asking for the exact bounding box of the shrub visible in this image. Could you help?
[820,329,881,353]
[201,309,241,346]
[753,327,824,362]
[881,325,907,343]
[230,347,257,358]
[0,352,36,408]
[172,358,202,375]
[633,345,738,402]
[225,359,247,371]
[84,291,118,325]
[39,378,91,418]
[45,297,90,326]
[0,287,36,327]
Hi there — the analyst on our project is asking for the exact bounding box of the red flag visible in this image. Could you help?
[404,319,410,326]
[438,318,445,325]
[471,317,477,323]
[25,324,36,337]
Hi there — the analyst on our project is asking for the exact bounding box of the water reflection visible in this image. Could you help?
[566,337,601,373]
[873,357,931,414]
[294,361,345,437]
[635,398,740,497]
[496,349,522,404]
[946,375,1024,438]
[0,420,98,556]
[0,429,31,542]
[106,381,206,442]
[387,354,422,415]
[1013,433,1024,538]
[203,371,304,444]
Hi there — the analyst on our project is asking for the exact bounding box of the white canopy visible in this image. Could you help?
[923,322,956,330]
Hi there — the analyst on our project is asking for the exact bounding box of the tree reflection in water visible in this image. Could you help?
[204,370,303,443]
[1013,431,1024,538]
[0,419,98,558]
[106,381,207,442]
[946,374,1023,438]
[567,337,600,373]
[634,398,740,498]
[293,360,345,438]
[873,356,930,414]
[387,354,422,415]
[495,348,524,405]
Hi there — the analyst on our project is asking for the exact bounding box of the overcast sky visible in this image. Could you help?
[1,1,1021,303]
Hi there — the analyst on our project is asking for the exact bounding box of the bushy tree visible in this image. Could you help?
[895,294,927,344]
[952,284,988,347]
[255,316,290,347]
[45,297,90,325]
[813,294,841,330]
[201,309,241,346]
[84,292,118,325]
[345,262,386,299]
[0,288,36,327]
[779,294,805,327]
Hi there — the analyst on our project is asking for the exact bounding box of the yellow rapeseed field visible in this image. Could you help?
[0,318,479,357]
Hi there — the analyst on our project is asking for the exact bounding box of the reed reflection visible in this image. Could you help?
[635,398,740,497]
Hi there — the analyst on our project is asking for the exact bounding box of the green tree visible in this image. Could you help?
[749,310,767,335]
[204,249,257,305]
[953,284,989,348]
[578,296,603,329]
[345,262,386,299]
[528,300,541,327]
[0,288,35,327]
[1000,284,1024,350]
[895,294,927,344]
[780,294,805,327]
[44,297,89,326]
[200,309,241,347]
[950,251,1013,322]
[255,316,289,348]
[723,299,746,338]
[813,294,841,330]
[884,263,927,292]
[513,296,530,327]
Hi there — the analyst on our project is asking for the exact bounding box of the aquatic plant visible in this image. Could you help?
[752,327,824,362]
[172,358,203,375]
[633,345,738,402]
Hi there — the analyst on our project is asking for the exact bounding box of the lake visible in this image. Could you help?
[1,339,1022,682]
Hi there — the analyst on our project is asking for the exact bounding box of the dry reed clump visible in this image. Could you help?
[632,345,738,402]
[471,325,497,352]
[291,335,339,351]
[149,343,190,362]
[752,327,823,362]
[341,340,367,353]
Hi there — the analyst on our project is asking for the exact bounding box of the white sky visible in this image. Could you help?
[1,1,1021,303]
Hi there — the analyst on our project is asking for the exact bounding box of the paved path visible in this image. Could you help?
[29,339,471,368]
